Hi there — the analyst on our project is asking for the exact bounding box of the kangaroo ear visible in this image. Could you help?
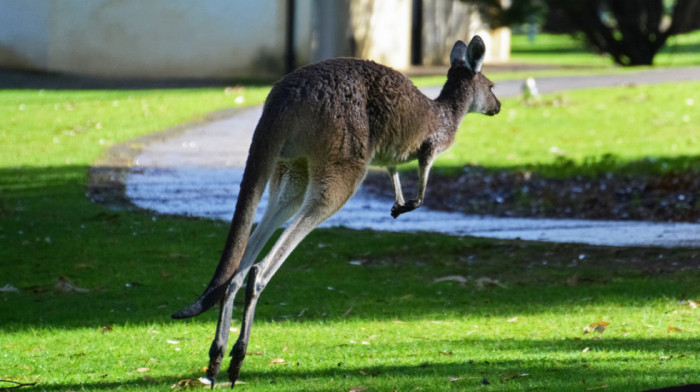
[450,40,468,67]
[466,35,485,73]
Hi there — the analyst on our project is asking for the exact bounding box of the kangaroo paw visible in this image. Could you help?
[391,202,404,218]
[206,353,222,387]
[228,340,247,388]
[391,199,422,218]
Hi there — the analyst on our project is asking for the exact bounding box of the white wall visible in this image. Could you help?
[0,0,508,79]
[0,0,287,79]
[0,0,50,70]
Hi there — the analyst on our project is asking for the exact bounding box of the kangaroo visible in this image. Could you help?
[172,35,500,387]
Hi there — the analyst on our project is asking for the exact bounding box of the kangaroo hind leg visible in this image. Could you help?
[227,161,368,385]
[207,160,308,384]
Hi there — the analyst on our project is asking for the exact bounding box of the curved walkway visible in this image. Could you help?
[124,67,700,248]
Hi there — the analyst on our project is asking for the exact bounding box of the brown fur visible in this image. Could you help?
[172,36,500,386]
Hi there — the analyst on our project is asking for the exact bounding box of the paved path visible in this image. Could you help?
[125,67,700,247]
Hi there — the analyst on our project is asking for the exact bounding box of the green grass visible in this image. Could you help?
[440,81,700,177]
[510,33,613,67]
[1,82,699,390]
[510,31,700,68]
[0,87,270,167]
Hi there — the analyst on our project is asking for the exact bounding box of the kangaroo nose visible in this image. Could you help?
[490,100,501,116]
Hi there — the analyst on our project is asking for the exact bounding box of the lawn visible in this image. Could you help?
[510,31,700,68]
[1,77,699,390]
[441,81,700,177]
[399,31,700,85]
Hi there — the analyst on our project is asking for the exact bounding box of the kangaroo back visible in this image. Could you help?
[172,115,281,319]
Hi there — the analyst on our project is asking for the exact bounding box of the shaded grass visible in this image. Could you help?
[1,83,699,391]
[2,194,699,391]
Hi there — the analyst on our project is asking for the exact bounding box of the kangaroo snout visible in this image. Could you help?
[488,100,501,116]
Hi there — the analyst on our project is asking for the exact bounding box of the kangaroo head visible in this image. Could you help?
[450,36,501,116]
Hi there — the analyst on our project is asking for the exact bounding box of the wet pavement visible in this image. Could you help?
[124,67,700,247]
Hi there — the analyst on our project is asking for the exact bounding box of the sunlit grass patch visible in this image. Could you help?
[0,87,270,167]
[510,31,700,68]
[440,81,700,177]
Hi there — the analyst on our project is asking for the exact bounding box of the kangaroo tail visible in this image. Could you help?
[172,118,280,319]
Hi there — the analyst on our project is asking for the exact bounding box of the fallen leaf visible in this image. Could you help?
[667,326,683,332]
[167,340,180,344]
[584,321,609,334]
[439,351,453,356]
[171,378,208,389]
[582,347,590,353]
[100,325,113,333]
[55,276,89,293]
[449,377,461,382]
[502,373,529,381]
[475,277,507,290]
[507,316,518,323]
[198,377,212,386]
[136,367,150,372]
[269,358,285,364]
[0,283,19,292]
[433,275,468,286]
[585,385,609,391]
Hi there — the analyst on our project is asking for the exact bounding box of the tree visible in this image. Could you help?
[467,0,700,66]
[543,0,700,66]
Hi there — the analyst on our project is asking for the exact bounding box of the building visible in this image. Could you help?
[0,0,510,80]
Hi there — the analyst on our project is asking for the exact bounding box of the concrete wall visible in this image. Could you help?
[0,0,50,70]
[0,0,507,79]
[0,0,287,79]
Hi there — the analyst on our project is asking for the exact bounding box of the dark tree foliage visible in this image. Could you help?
[544,0,700,65]
[466,0,700,66]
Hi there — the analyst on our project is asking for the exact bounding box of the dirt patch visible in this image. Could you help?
[362,166,700,223]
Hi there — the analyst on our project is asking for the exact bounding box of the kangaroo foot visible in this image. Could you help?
[228,339,247,388]
[391,199,422,218]
[206,352,223,388]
